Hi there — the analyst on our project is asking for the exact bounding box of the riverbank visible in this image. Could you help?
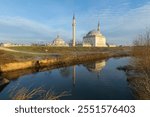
[117,62,150,98]
[117,62,150,99]
[0,46,131,73]
[0,57,134,100]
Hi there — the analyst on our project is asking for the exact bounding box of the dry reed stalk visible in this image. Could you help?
[9,86,70,100]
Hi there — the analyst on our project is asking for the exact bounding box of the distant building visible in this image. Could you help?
[108,44,117,47]
[0,42,29,47]
[83,21,107,47]
[1,43,12,47]
[0,43,3,46]
[51,35,69,47]
[1,42,20,47]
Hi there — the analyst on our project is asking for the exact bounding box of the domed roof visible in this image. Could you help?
[51,35,69,46]
[87,30,101,36]
[54,35,64,42]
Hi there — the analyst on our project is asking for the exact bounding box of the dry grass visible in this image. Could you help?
[128,31,150,99]
[132,31,150,78]
[9,86,70,100]
[10,87,44,100]
[128,77,150,99]
[0,50,18,64]
[8,46,131,54]
[0,46,131,65]
[42,90,70,100]
[0,50,41,64]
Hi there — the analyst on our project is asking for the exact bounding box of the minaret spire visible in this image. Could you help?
[72,14,76,47]
[73,13,75,20]
[97,20,100,32]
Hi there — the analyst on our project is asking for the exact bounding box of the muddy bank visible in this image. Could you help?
[118,65,150,99]
[0,52,130,73]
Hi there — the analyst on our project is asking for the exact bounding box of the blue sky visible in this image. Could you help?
[0,0,150,45]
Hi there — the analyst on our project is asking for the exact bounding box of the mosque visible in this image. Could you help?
[82,21,107,47]
[50,15,107,47]
[51,35,69,47]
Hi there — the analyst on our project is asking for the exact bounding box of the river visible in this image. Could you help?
[0,57,135,100]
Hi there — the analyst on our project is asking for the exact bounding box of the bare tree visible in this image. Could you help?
[129,31,150,99]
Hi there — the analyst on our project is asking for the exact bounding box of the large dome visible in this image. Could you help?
[87,30,101,36]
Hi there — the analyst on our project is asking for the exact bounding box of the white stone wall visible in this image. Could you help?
[95,36,107,47]
[83,35,107,47]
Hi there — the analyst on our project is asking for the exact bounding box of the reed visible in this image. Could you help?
[128,31,150,99]
[9,86,70,100]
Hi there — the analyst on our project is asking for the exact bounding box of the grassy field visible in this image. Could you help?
[0,50,18,64]
[0,49,50,64]
[0,46,131,65]
[7,46,131,54]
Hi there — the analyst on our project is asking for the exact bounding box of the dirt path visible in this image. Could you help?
[0,47,60,56]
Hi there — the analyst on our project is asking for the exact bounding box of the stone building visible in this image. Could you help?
[83,21,107,47]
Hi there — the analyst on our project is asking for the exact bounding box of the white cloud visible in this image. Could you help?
[101,2,150,45]
[0,16,69,43]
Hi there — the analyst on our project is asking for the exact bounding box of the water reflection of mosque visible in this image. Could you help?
[72,60,106,87]
[59,66,76,87]
[58,60,106,87]
[84,60,106,73]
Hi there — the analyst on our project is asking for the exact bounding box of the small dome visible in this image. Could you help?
[54,35,64,42]
[51,35,69,47]
[52,35,65,45]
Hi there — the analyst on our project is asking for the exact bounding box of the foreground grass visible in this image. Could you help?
[9,87,70,100]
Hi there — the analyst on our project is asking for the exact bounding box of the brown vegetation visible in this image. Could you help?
[0,50,18,64]
[9,86,70,100]
[0,46,131,66]
[132,31,150,78]
[128,31,150,99]
[0,49,130,73]
[8,46,130,54]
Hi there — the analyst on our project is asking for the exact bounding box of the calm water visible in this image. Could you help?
[0,57,134,100]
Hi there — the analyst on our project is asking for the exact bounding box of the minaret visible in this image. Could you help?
[72,14,76,47]
[72,65,76,87]
[97,20,100,32]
